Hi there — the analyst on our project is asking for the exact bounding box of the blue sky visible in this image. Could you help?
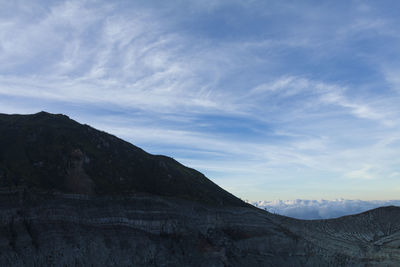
[1,0,400,201]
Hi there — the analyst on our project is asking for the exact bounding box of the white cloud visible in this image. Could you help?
[0,1,248,117]
[345,165,375,180]
[1,1,397,126]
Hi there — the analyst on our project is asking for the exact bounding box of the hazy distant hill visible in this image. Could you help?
[0,112,399,266]
[253,199,400,219]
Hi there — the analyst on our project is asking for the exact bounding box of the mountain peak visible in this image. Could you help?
[0,112,246,207]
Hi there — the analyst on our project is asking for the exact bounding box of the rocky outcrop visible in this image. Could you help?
[274,206,400,265]
[64,148,94,195]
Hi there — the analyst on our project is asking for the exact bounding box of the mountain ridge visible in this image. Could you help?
[0,111,246,207]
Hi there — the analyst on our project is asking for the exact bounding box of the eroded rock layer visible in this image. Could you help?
[0,188,399,266]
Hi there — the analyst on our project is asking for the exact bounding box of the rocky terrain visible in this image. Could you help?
[0,112,399,266]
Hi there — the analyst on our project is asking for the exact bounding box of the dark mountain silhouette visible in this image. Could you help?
[0,112,399,266]
[0,111,244,206]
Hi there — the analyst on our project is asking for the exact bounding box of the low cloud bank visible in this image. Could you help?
[252,199,400,220]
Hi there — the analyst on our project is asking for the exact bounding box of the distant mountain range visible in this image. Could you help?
[0,112,399,266]
[253,199,400,220]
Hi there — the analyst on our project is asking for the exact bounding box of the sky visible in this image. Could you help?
[1,0,400,203]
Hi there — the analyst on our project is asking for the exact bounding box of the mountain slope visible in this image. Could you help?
[273,206,400,265]
[0,111,244,207]
[0,112,399,266]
